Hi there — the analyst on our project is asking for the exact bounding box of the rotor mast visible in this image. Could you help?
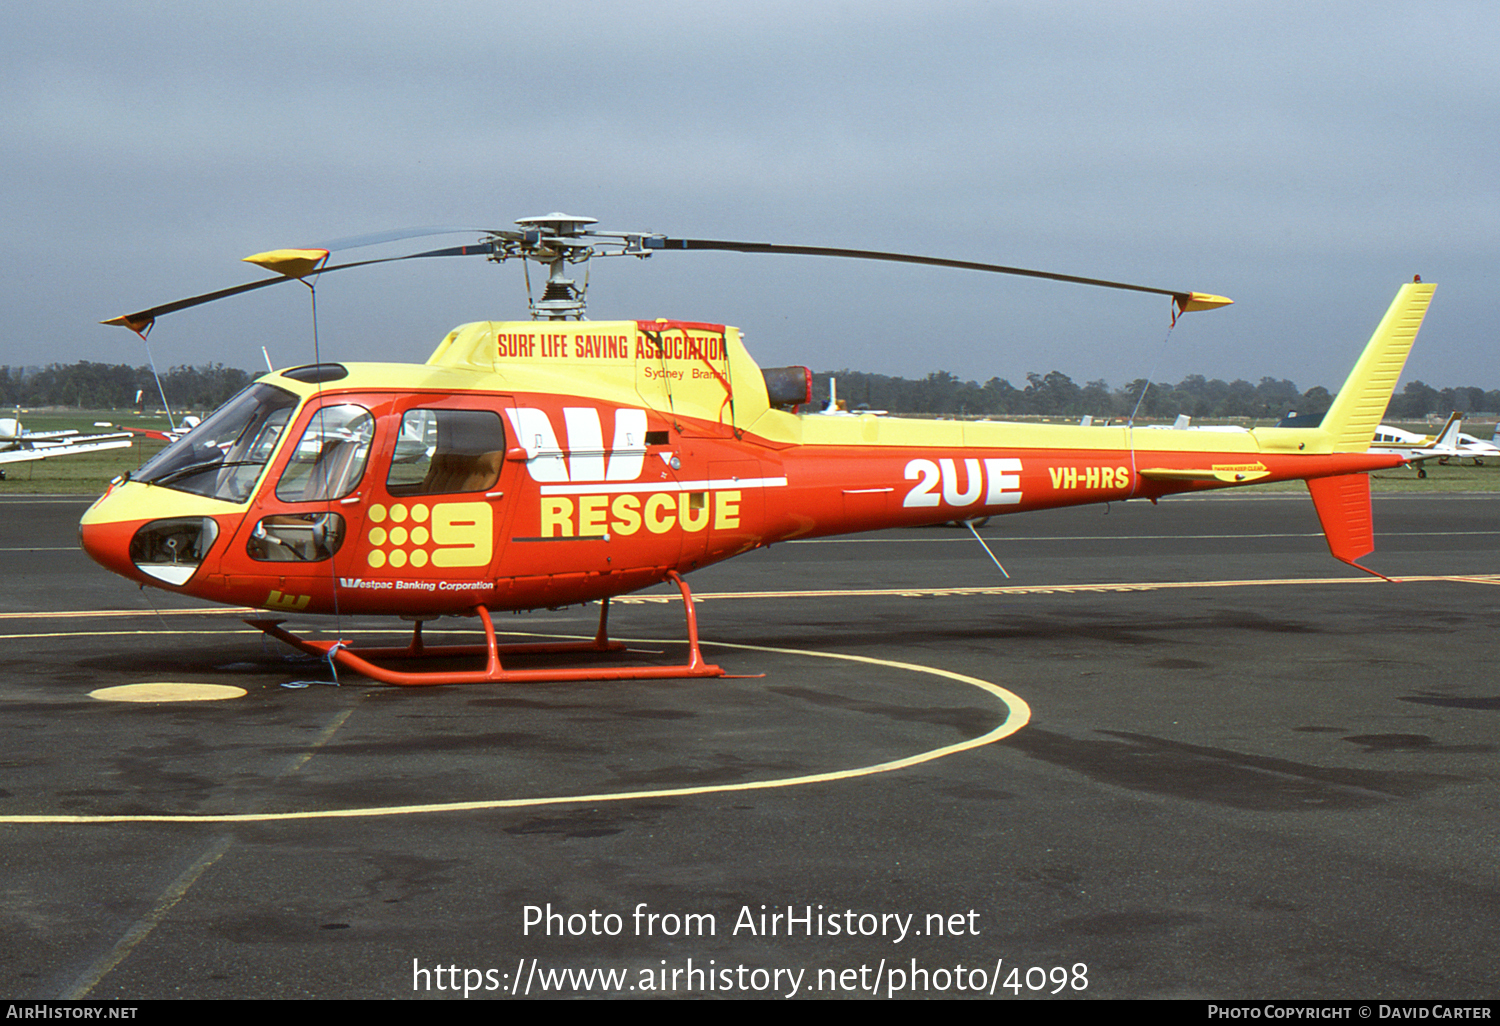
[508,213,598,320]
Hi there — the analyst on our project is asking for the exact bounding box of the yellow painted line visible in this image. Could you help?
[278,706,356,779]
[2,574,1497,631]
[788,530,1500,545]
[60,836,234,999]
[615,574,1500,603]
[0,629,270,641]
[0,606,256,621]
[0,642,1029,825]
[61,704,359,997]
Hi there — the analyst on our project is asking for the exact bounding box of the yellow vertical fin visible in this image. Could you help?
[1321,280,1436,451]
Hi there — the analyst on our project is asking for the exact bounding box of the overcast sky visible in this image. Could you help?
[4,1,1495,395]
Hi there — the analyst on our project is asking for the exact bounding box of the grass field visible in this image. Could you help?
[0,410,171,496]
[3,409,1496,496]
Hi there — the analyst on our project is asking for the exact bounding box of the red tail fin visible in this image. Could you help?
[1305,473,1390,580]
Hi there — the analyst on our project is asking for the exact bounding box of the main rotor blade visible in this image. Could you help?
[646,237,1230,310]
[102,241,500,332]
[314,226,501,251]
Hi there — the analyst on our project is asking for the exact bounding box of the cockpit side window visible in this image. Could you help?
[132,383,299,503]
[386,409,505,496]
[274,404,374,503]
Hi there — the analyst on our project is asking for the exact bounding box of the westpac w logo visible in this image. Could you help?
[505,407,648,484]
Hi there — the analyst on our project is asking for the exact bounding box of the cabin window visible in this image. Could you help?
[386,409,505,496]
[274,404,374,503]
[246,512,346,562]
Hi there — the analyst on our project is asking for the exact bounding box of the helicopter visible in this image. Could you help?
[80,214,1435,685]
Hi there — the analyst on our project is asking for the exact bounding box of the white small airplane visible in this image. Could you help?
[1453,428,1500,465]
[0,413,133,476]
[1368,412,1464,477]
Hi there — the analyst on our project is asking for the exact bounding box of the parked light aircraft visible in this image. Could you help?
[1369,413,1463,477]
[1455,430,1500,465]
[0,414,131,476]
[80,215,1435,684]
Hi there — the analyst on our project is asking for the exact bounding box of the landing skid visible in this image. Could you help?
[247,571,724,686]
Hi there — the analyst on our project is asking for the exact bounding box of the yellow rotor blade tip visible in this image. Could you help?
[1177,292,1234,313]
[242,248,331,279]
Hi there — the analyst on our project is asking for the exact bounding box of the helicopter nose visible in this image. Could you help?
[79,488,142,579]
[78,483,224,587]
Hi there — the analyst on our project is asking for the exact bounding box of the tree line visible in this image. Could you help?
[1,360,1493,421]
[814,370,1497,421]
[0,363,253,412]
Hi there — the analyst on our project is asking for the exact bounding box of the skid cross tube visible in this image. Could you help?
[247,572,723,686]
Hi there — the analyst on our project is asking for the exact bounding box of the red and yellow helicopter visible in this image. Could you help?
[82,214,1435,685]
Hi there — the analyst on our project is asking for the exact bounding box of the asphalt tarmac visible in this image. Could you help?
[1,492,1497,1000]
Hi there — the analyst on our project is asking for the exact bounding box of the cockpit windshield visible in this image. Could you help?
[133,384,300,502]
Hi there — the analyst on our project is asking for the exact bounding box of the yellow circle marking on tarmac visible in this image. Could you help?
[1,640,1029,825]
[89,683,247,703]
